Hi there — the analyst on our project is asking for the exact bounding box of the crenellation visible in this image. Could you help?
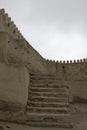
[0,9,24,40]
[70,60,72,63]
[80,59,83,63]
[60,60,62,63]
[50,59,52,62]
[77,59,79,63]
[46,58,87,65]
[14,27,19,38]
[46,59,49,62]
[56,60,59,63]
[63,60,65,63]
[67,60,69,63]
[74,60,76,63]
[0,8,5,14]
[83,58,86,62]
[7,17,11,26]
[53,60,56,63]
[5,13,9,24]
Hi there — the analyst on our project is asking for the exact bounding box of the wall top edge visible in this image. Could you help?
[0,8,25,40]
[46,58,87,64]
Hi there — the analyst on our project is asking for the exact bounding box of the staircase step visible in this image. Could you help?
[28,96,68,103]
[28,91,68,98]
[30,78,58,82]
[25,122,72,128]
[30,80,66,84]
[27,101,69,107]
[26,113,72,128]
[30,73,56,78]
[29,95,68,100]
[27,106,69,114]
[30,75,64,80]
[30,79,60,82]
[28,90,68,95]
[30,83,68,88]
[27,73,71,128]
[29,87,66,93]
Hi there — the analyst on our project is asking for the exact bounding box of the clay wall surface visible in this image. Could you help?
[0,9,49,111]
[0,9,48,74]
[0,8,87,108]
[0,32,48,74]
[0,33,87,104]
[0,31,48,110]
[0,63,29,111]
[64,62,87,102]
[46,60,87,102]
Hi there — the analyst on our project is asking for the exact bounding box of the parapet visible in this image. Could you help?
[0,9,24,39]
[46,58,87,65]
[0,9,87,66]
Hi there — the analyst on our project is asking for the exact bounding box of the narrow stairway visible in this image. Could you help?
[26,73,72,128]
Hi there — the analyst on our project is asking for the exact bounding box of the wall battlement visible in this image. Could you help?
[0,8,87,67]
[46,58,87,64]
[0,8,49,74]
[0,9,24,39]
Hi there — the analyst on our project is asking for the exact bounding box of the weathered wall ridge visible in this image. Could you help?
[0,9,24,39]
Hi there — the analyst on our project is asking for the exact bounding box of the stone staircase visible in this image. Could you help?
[26,73,72,128]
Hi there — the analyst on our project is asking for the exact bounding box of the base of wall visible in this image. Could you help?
[73,96,87,103]
[0,63,29,111]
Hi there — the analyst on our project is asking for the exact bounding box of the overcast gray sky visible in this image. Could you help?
[0,0,87,60]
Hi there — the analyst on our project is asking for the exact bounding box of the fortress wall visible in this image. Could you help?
[0,33,8,63]
[46,60,87,102]
[0,32,87,104]
[59,62,87,102]
[0,9,23,39]
[67,80,87,103]
[0,9,48,74]
[23,41,48,74]
[0,8,87,106]
[0,33,30,110]
[7,36,48,74]
[0,32,48,110]
[0,31,29,111]
[46,60,56,74]
[0,8,50,111]
[0,63,29,111]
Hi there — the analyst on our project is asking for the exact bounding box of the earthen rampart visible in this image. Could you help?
[0,9,24,39]
[0,9,48,74]
[46,58,87,64]
[0,8,87,110]
[46,58,87,102]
